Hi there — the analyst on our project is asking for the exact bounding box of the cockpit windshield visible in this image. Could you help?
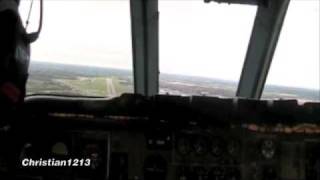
[19,0,319,101]
[19,1,133,97]
[159,1,257,97]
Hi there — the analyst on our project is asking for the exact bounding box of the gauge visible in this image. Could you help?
[211,137,224,157]
[192,166,207,180]
[227,167,241,180]
[146,132,172,150]
[227,140,240,156]
[192,137,208,155]
[144,155,167,180]
[83,143,103,170]
[262,166,277,180]
[51,142,69,156]
[176,166,192,180]
[19,142,34,159]
[176,137,191,156]
[261,139,276,159]
[208,167,227,180]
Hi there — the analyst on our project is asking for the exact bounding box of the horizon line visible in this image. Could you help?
[30,60,319,91]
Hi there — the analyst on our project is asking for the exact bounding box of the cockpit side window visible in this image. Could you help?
[262,0,320,102]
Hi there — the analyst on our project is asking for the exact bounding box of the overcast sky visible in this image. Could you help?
[19,0,319,90]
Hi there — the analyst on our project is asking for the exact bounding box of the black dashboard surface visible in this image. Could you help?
[1,94,320,180]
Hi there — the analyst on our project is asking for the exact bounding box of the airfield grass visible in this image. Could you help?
[61,77,105,96]
[27,76,130,97]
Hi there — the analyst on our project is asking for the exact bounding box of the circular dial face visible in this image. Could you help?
[263,166,277,180]
[227,168,241,180]
[176,137,191,155]
[144,155,167,180]
[211,138,224,157]
[177,166,192,180]
[83,144,103,170]
[209,167,227,180]
[192,138,208,155]
[177,166,208,180]
[261,139,276,159]
[227,140,240,156]
[192,166,207,180]
[51,142,69,156]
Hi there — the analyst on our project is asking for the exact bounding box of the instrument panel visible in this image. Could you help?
[110,128,320,180]
[1,124,320,180]
[0,94,320,180]
[5,127,320,180]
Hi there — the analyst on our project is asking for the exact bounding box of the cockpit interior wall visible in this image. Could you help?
[1,0,320,180]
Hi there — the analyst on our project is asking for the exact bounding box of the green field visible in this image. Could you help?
[61,77,125,97]
[28,76,132,97]
[26,61,319,101]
